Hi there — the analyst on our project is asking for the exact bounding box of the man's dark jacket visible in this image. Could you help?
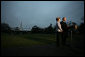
[60,21,68,32]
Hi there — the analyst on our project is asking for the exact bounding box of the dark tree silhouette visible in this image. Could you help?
[44,24,54,34]
[31,24,54,34]
[78,23,84,34]
[1,23,11,33]
[78,16,84,34]
[15,27,20,31]
[31,25,40,33]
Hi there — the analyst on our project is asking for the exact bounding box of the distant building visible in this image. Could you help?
[11,22,31,31]
[20,21,23,31]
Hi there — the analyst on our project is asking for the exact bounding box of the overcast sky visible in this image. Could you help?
[1,1,84,30]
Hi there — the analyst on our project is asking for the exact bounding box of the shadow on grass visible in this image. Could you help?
[23,36,56,45]
[1,33,84,56]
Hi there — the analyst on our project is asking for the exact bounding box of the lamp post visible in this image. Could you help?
[71,30,72,47]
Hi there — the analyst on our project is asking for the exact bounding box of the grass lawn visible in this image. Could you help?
[1,32,84,56]
[1,33,56,47]
[1,32,84,49]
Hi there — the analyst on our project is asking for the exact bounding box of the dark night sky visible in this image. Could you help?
[1,1,84,30]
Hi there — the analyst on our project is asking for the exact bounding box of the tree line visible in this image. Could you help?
[1,17,84,34]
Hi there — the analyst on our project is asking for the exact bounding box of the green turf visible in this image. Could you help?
[1,32,84,49]
[1,33,56,47]
[1,33,84,56]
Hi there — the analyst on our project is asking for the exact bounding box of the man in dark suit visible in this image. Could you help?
[60,17,68,46]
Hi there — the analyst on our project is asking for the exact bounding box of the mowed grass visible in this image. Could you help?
[1,33,56,47]
[1,32,84,49]
[1,33,84,56]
